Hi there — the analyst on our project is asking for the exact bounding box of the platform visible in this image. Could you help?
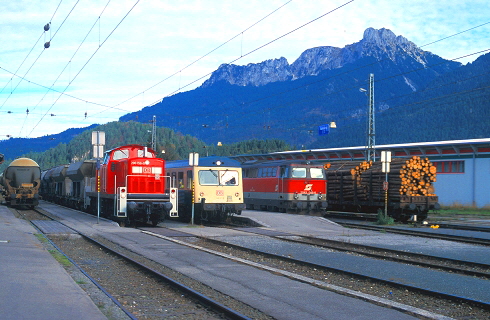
[0,205,108,320]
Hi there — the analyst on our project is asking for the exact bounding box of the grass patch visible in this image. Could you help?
[48,249,72,267]
[434,205,490,216]
[376,209,395,225]
[34,233,48,243]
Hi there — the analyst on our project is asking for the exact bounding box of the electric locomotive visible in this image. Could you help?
[242,160,327,213]
[166,156,245,222]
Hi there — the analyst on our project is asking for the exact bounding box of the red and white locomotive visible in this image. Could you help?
[42,144,178,225]
[242,160,327,213]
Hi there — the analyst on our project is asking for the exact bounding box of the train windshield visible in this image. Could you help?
[220,170,238,185]
[199,170,239,186]
[310,168,325,179]
[291,167,307,178]
[112,149,129,160]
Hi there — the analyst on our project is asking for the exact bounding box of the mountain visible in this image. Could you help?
[120,28,489,148]
[201,28,459,87]
[0,124,98,160]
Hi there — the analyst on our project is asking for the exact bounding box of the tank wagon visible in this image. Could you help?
[41,145,178,226]
[166,156,245,222]
[0,158,41,208]
[241,160,328,213]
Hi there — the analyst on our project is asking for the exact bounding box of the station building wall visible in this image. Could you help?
[430,156,490,208]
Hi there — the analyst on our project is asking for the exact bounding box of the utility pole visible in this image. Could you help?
[366,73,375,162]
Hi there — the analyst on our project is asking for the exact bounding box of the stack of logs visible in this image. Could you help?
[324,156,437,203]
[399,156,437,196]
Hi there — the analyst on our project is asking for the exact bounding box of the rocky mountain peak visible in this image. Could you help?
[201,28,437,88]
[363,27,397,44]
[202,57,292,87]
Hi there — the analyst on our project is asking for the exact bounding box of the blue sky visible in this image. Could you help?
[0,0,488,140]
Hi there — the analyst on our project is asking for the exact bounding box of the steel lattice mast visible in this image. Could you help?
[151,115,156,151]
[366,73,375,162]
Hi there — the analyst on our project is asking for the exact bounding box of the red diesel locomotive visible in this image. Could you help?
[42,144,178,226]
[242,160,327,213]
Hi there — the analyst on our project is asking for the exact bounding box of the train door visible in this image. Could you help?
[186,170,193,189]
[279,165,288,193]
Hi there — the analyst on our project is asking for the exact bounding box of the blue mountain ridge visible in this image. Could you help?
[120,28,489,148]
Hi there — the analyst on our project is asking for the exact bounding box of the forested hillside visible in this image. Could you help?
[0,121,290,171]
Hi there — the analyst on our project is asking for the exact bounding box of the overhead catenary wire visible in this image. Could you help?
[28,0,141,137]
[28,0,112,115]
[0,0,81,111]
[154,0,356,105]
[0,0,290,122]
[0,0,63,98]
[110,0,294,110]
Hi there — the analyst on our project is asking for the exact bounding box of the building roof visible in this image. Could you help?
[233,138,490,163]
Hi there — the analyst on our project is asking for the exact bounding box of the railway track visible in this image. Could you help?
[235,227,490,279]
[12,207,256,320]
[330,219,490,246]
[209,219,490,278]
[140,225,490,319]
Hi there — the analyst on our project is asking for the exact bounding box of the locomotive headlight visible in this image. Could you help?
[200,192,205,197]
[318,193,323,200]
[294,192,299,200]
[235,192,240,197]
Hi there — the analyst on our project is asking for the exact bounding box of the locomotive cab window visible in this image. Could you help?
[113,149,129,160]
[291,167,307,178]
[137,149,155,158]
[220,170,239,186]
[199,170,219,185]
[198,170,239,186]
[310,168,325,179]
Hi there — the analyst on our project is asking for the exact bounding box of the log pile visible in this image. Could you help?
[324,156,437,204]
[398,156,437,196]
